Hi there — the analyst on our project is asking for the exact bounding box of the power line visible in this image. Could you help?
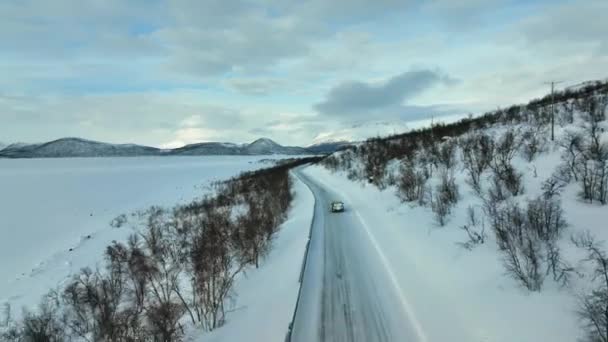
[544,81,564,141]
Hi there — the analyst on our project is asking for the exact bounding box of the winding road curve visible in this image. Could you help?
[290,170,420,342]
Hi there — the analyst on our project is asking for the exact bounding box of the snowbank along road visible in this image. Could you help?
[290,169,422,342]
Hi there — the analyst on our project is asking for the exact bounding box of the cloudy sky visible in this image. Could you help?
[1,0,606,147]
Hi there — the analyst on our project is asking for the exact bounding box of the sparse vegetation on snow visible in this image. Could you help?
[319,80,608,341]
[1,157,320,341]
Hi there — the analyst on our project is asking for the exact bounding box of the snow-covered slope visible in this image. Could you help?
[170,142,246,155]
[0,137,160,158]
[0,155,289,323]
[311,80,608,341]
[311,120,412,145]
[173,138,310,155]
[311,116,466,145]
[305,141,351,154]
[0,137,322,158]
[245,138,308,155]
[301,164,583,342]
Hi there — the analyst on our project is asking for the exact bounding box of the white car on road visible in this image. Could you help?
[330,201,345,213]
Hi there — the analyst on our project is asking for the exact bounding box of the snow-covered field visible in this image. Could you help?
[0,156,286,319]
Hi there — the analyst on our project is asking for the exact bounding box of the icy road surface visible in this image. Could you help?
[290,170,422,342]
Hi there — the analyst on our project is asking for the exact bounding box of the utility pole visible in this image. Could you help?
[545,81,563,141]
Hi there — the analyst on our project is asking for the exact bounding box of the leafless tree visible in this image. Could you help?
[396,158,429,204]
[190,207,244,331]
[521,125,547,162]
[458,205,486,250]
[490,130,524,197]
[490,196,568,291]
[431,171,459,226]
[559,130,584,182]
[573,231,608,342]
[437,140,457,170]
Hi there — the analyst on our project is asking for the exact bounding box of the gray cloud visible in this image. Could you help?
[157,17,314,77]
[421,0,510,30]
[314,70,456,118]
[0,0,164,60]
[225,78,287,96]
[156,0,421,78]
[517,1,608,53]
[2,0,607,148]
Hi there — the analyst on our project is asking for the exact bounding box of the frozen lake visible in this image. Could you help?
[0,156,283,315]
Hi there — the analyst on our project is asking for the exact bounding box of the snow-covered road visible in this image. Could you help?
[291,170,420,342]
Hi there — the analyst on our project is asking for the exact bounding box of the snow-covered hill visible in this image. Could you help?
[306,141,352,154]
[171,138,309,156]
[170,142,247,155]
[0,137,327,158]
[310,116,466,146]
[0,138,160,158]
[246,137,308,155]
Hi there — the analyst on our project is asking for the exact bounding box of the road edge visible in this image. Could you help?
[284,167,317,342]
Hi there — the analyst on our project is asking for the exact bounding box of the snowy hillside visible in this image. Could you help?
[0,137,160,158]
[0,156,291,326]
[172,138,309,156]
[246,138,308,155]
[0,137,322,158]
[305,141,351,154]
[311,116,466,146]
[170,142,246,155]
[316,80,608,341]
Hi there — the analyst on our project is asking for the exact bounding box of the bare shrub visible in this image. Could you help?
[486,130,524,197]
[541,174,568,199]
[493,129,520,168]
[570,113,608,204]
[232,205,270,269]
[490,163,524,199]
[146,301,184,342]
[458,205,486,250]
[437,140,457,170]
[21,296,65,342]
[110,213,128,228]
[437,171,459,206]
[581,94,608,124]
[559,100,575,125]
[396,159,428,203]
[62,264,141,341]
[490,196,568,291]
[559,131,585,182]
[573,231,608,342]
[492,201,543,291]
[460,132,494,194]
[521,126,547,162]
[526,197,567,242]
[431,192,451,227]
[431,171,459,226]
[361,142,390,188]
[190,207,243,331]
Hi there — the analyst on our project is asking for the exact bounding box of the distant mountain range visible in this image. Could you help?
[0,137,350,158]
